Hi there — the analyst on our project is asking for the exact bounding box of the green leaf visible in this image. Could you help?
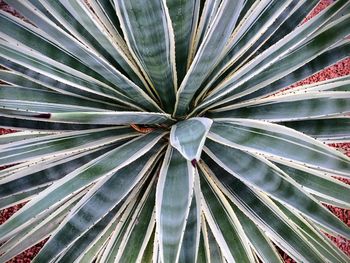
[204,219,225,263]
[191,0,221,59]
[55,201,131,263]
[0,131,52,145]
[208,92,350,121]
[89,0,124,36]
[0,70,52,92]
[203,140,350,238]
[113,180,157,263]
[174,0,245,116]
[47,111,174,125]
[0,192,82,262]
[0,85,120,112]
[273,161,350,208]
[199,160,326,262]
[0,9,119,92]
[139,230,156,263]
[199,168,255,263]
[200,0,299,98]
[35,0,149,92]
[0,114,110,131]
[179,172,201,263]
[156,146,195,263]
[0,145,122,201]
[0,127,135,166]
[0,186,47,210]
[0,132,164,241]
[258,0,319,52]
[196,229,208,263]
[114,0,177,112]
[233,40,350,103]
[100,191,144,263]
[166,0,199,84]
[170,117,212,162]
[0,4,160,111]
[59,175,155,262]
[32,141,163,262]
[274,201,349,263]
[209,120,350,177]
[230,201,283,263]
[278,118,350,141]
[76,214,120,263]
[195,0,350,112]
[0,41,140,111]
[0,59,130,108]
[1,110,174,127]
[221,16,350,103]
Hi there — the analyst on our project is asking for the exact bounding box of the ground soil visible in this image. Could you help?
[0,0,349,262]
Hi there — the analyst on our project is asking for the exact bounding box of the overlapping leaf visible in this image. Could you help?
[0,0,349,262]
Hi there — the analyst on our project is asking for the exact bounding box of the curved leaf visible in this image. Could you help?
[156,145,195,263]
[114,0,177,112]
[230,201,283,263]
[195,0,350,113]
[273,161,350,208]
[199,160,329,263]
[279,118,350,141]
[179,172,201,263]
[203,140,350,238]
[0,132,164,242]
[166,0,199,83]
[209,92,350,122]
[0,127,135,166]
[170,117,212,162]
[0,3,161,111]
[174,0,245,116]
[209,120,350,177]
[45,111,174,125]
[0,85,120,112]
[32,140,163,262]
[200,168,256,263]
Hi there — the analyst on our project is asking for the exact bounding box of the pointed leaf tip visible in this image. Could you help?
[170,117,212,162]
[191,159,197,167]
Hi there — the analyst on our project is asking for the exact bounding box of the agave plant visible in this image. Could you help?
[0,0,350,262]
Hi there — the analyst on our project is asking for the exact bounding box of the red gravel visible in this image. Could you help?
[0,0,349,262]
[292,58,350,87]
[3,240,48,263]
[0,129,15,135]
[302,0,334,23]
[0,203,26,225]
[280,0,350,260]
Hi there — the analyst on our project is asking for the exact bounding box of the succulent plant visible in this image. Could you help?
[0,0,350,262]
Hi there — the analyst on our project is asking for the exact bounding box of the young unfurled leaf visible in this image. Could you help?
[170,117,212,163]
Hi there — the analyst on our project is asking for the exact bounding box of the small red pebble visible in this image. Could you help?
[302,0,334,23]
[0,129,16,135]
